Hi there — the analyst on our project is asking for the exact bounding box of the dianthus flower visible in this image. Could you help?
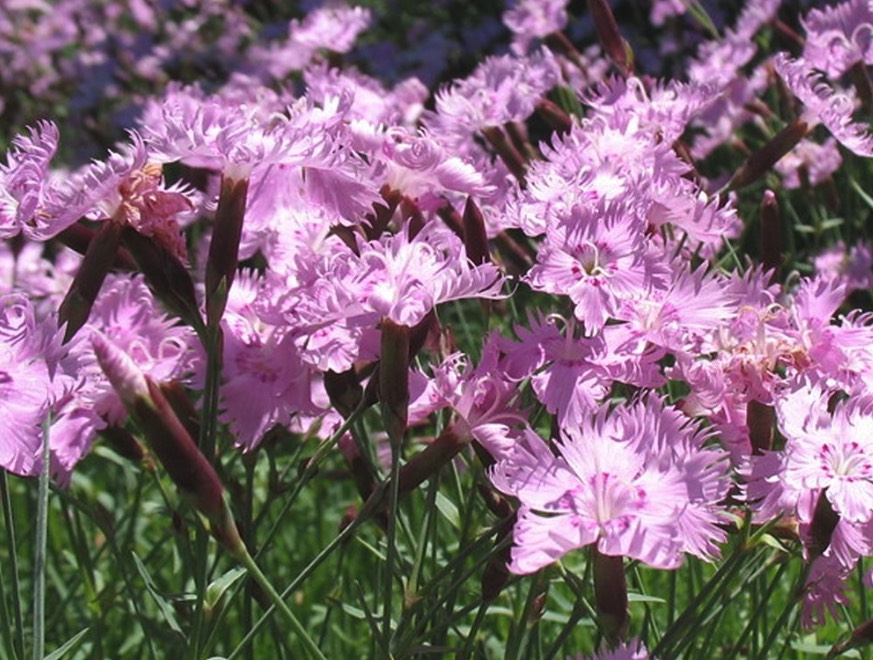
[217,270,318,450]
[284,224,506,370]
[0,294,58,476]
[802,0,873,78]
[814,240,873,295]
[524,200,655,333]
[498,314,663,428]
[775,137,842,189]
[430,48,561,136]
[490,397,730,573]
[773,53,873,157]
[0,120,59,239]
[502,0,568,55]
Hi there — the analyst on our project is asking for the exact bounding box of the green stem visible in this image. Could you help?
[1,471,24,660]
[382,438,402,648]
[199,324,223,461]
[761,562,812,660]
[234,546,326,660]
[32,416,51,660]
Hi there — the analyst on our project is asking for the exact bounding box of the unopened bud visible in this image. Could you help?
[808,489,840,560]
[747,399,775,455]
[122,226,204,337]
[535,98,573,134]
[93,332,241,553]
[588,0,633,75]
[206,174,249,327]
[482,126,528,185]
[760,190,782,281]
[462,197,490,265]
[379,317,410,446]
[396,427,466,496]
[727,118,808,191]
[593,549,629,645]
[58,220,124,342]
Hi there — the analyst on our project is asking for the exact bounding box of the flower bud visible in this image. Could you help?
[122,226,204,337]
[588,0,633,75]
[727,118,808,190]
[759,190,782,281]
[808,488,840,560]
[593,549,629,645]
[462,197,490,266]
[535,99,573,134]
[747,399,775,455]
[206,174,249,327]
[482,126,527,185]
[58,219,124,342]
[92,332,242,553]
[379,317,410,446]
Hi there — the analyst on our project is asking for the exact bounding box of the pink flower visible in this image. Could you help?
[490,398,730,573]
[773,53,873,157]
[140,87,345,179]
[775,137,842,188]
[431,49,561,134]
[499,314,663,428]
[431,335,529,460]
[802,0,873,78]
[502,0,568,55]
[524,201,654,333]
[0,294,56,476]
[617,263,736,353]
[0,120,59,239]
[746,379,873,573]
[583,76,720,144]
[284,224,506,370]
[217,270,318,450]
[814,240,873,294]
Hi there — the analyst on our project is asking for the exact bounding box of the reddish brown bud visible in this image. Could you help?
[206,174,249,326]
[808,489,840,559]
[593,549,629,645]
[727,118,809,191]
[58,223,136,271]
[436,202,465,241]
[396,427,467,496]
[324,368,364,418]
[536,98,573,134]
[481,533,513,602]
[747,399,775,455]
[158,380,201,446]
[482,126,528,185]
[122,226,204,336]
[588,0,633,76]
[58,219,124,342]
[100,424,153,469]
[760,190,782,281]
[379,317,410,445]
[93,333,241,552]
[462,197,490,265]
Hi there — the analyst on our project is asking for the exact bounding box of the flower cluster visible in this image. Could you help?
[4,0,873,653]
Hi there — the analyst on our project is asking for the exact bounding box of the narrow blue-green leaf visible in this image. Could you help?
[43,628,90,660]
[130,552,185,636]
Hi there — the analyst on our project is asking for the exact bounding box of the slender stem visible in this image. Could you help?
[382,438,402,648]
[32,416,51,660]
[235,546,326,660]
[199,324,223,461]
[1,471,24,660]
